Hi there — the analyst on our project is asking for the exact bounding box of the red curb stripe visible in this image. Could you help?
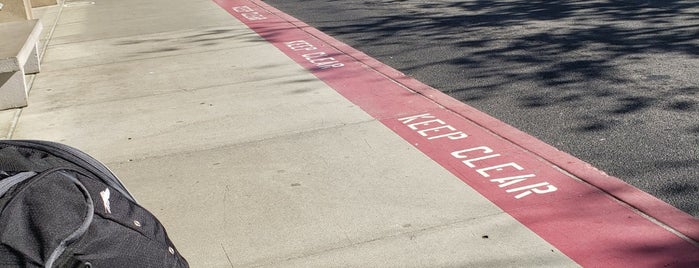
[246,4,698,243]
[214,0,699,266]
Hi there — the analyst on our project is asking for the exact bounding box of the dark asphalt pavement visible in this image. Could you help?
[263,0,699,217]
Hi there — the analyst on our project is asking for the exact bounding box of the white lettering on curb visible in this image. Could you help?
[284,40,345,69]
[451,146,558,199]
[302,52,344,69]
[285,40,317,51]
[398,113,468,140]
[232,6,267,21]
[399,113,558,199]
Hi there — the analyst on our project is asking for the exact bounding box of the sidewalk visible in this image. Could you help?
[2,0,697,267]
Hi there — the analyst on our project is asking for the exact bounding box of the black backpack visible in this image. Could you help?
[0,140,189,267]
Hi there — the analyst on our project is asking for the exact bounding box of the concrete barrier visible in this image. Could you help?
[0,0,33,23]
[32,0,57,8]
[0,19,43,110]
[0,0,53,110]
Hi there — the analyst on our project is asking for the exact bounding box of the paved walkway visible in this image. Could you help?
[1,0,697,267]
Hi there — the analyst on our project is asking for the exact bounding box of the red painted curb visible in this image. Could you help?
[215,0,699,266]
[256,2,699,243]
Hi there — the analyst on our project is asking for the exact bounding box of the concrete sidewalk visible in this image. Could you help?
[1,0,697,267]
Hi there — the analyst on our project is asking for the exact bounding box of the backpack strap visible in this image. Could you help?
[44,171,94,268]
[56,254,93,268]
[0,172,37,197]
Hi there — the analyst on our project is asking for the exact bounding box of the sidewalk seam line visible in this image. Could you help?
[26,73,316,113]
[104,119,378,166]
[39,0,65,60]
[39,43,258,73]
[247,212,507,267]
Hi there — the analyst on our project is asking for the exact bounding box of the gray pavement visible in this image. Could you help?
[1,0,696,267]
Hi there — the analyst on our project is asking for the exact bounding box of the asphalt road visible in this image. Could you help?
[262,0,699,217]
